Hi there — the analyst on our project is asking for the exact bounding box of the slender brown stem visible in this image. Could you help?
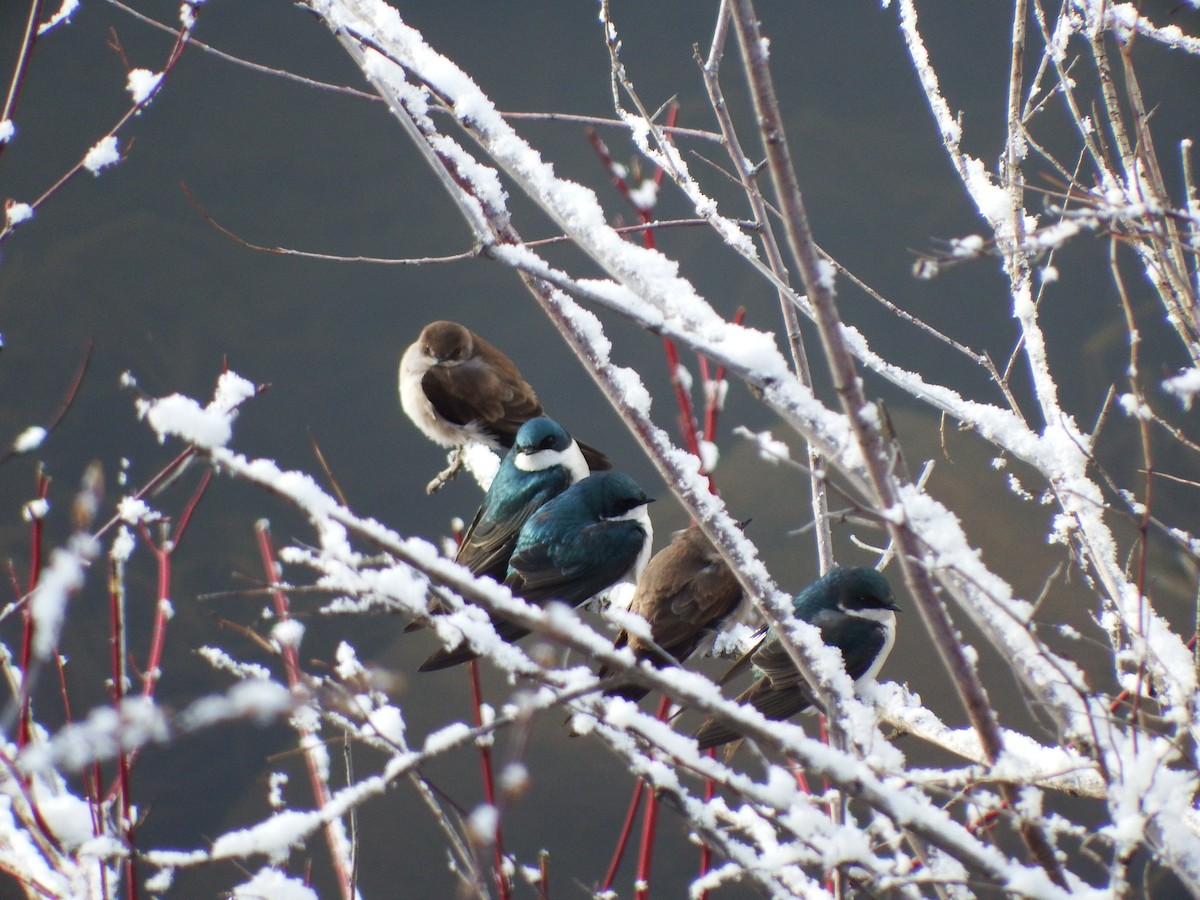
[729,0,1068,886]
[0,0,45,165]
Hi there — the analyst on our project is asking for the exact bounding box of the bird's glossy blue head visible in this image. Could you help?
[575,470,654,519]
[795,566,898,617]
[517,471,654,542]
[507,417,589,482]
[514,417,570,455]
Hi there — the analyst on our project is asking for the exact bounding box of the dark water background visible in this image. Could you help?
[1,1,1199,896]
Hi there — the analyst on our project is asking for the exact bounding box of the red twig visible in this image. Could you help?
[633,696,672,900]
[137,524,171,700]
[586,108,720,486]
[468,659,511,900]
[17,471,50,751]
[697,747,717,899]
[702,307,744,442]
[601,780,644,891]
[171,469,212,546]
[256,522,355,900]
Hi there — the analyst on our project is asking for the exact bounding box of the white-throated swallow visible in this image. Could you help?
[420,470,654,671]
[455,416,591,583]
[407,416,591,634]
[694,566,899,750]
[599,524,752,703]
[399,320,609,491]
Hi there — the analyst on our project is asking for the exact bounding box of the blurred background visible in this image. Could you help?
[1,1,1198,895]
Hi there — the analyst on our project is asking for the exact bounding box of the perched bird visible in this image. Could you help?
[399,320,609,491]
[455,416,591,582]
[694,566,899,750]
[407,417,591,634]
[420,470,654,671]
[598,524,751,703]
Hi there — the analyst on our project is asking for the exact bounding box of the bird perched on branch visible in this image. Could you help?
[420,470,654,671]
[694,566,898,750]
[598,524,751,704]
[399,320,610,492]
[408,417,591,634]
[454,416,591,583]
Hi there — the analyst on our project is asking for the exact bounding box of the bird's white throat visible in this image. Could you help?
[514,442,589,482]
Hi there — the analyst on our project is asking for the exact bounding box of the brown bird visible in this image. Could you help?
[598,524,751,704]
[399,320,609,492]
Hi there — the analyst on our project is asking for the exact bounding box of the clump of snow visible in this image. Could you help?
[232,867,318,900]
[467,804,499,845]
[950,235,985,257]
[110,524,135,562]
[499,762,529,795]
[83,135,120,174]
[12,425,46,452]
[366,705,406,744]
[37,0,78,35]
[734,426,791,463]
[6,201,34,226]
[268,772,289,809]
[462,442,500,490]
[816,257,838,291]
[335,641,363,679]
[628,178,658,212]
[1163,368,1200,410]
[137,372,256,449]
[272,619,304,650]
[1117,392,1153,420]
[35,791,96,849]
[22,498,49,521]
[127,69,163,105]
[30,534,98,659]
[144,868,175,893]
[22,696,168,774]
[117,496,161,525]
[178,680,293,731]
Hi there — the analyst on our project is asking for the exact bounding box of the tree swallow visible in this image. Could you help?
[407,416,591,634]
[598,524,751,704]
[419,470,654,671]
[454,416,591,583]
[694,566,899,750]
[399,320,610,491]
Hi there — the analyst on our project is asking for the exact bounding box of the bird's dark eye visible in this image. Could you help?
[537,436,556,451]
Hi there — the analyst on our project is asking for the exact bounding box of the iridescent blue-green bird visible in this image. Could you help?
[694,566,899,750]
[420,470,654,671]
[408,417,590,634]
[454,416,590,583]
